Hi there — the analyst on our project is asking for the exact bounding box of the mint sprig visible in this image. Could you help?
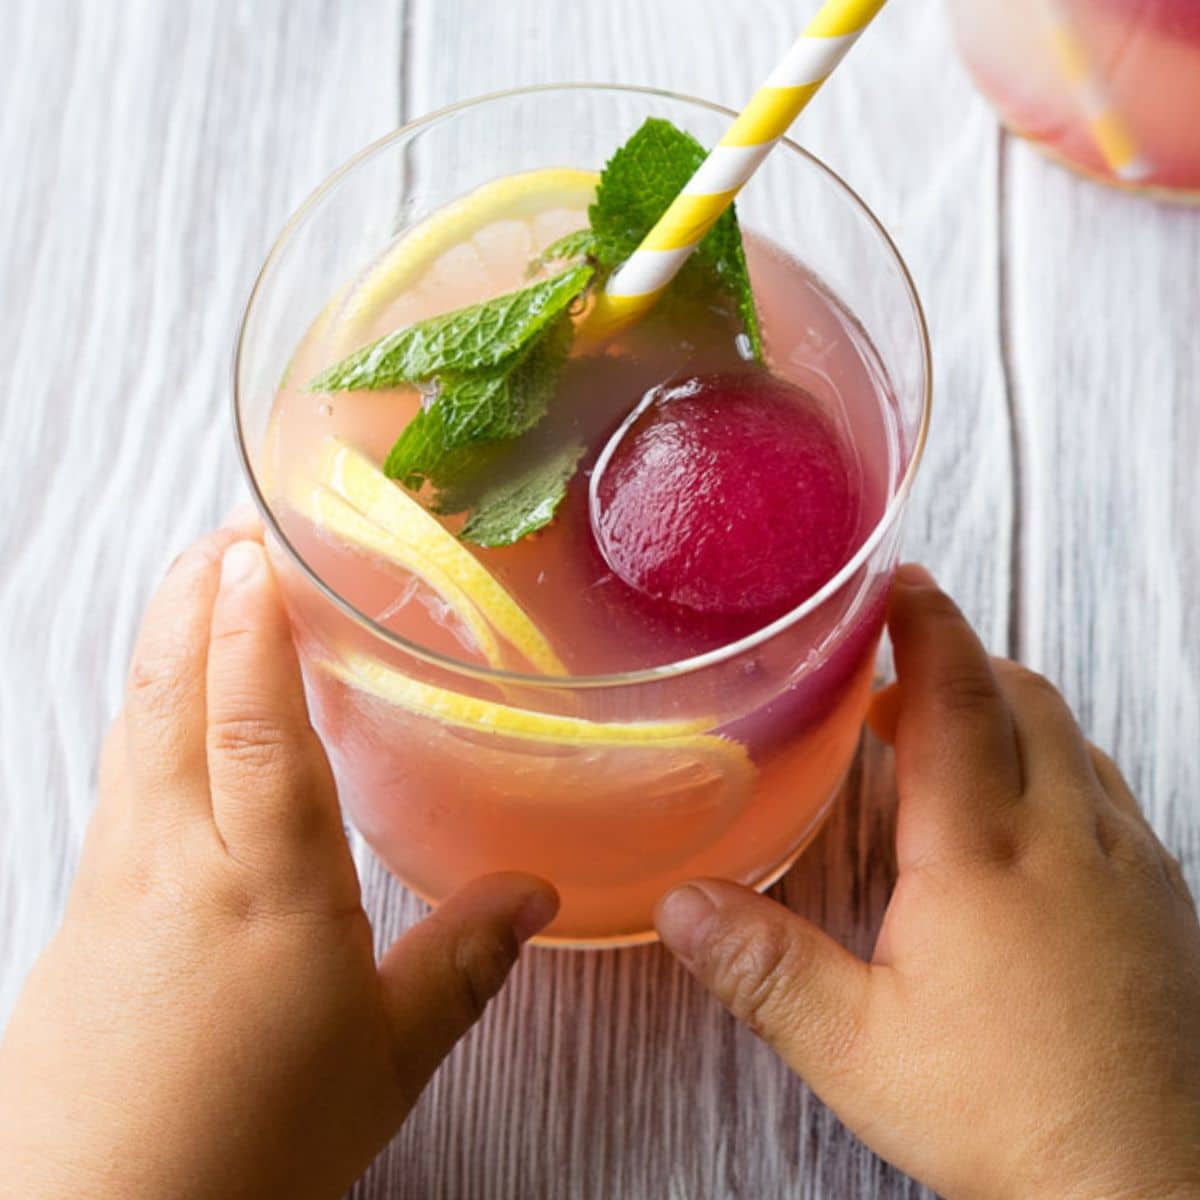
[308,116,764,546]
[444,440,587,548]
[384,312,574,487]
[589,117,763,359]
[310,263,592,393]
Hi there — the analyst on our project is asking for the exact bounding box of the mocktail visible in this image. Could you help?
[236,88,930,945]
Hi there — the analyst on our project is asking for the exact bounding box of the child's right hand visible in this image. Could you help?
[657,565,1200,1200]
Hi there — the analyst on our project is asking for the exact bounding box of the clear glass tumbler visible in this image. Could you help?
[235,86,931,947]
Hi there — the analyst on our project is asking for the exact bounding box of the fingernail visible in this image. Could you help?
[511,888,559,944]
[656,884,718,963]
[895,563,936,588]
[220,541,262,589]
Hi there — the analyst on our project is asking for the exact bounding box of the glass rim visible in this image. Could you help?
[233,82,933,691]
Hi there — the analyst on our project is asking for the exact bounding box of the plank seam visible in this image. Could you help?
[996,127,1026,662]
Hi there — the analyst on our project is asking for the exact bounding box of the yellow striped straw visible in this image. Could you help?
[586,0,888,340]
[1043,0,1150,182]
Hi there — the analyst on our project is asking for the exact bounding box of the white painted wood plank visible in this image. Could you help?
[24,3,1192,1200]
[0,0,402,1021]
[1005,141,1200,893]
[351,3,1013,1198]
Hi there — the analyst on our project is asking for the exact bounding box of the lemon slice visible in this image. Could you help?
[291,439,566,675]
[302,484,506,666]
[333,167,599,348]
[328,649,753,776]
[330,652,756,885]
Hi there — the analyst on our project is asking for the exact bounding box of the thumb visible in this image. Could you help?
[656,880,873,1102]
[377,873,559,1098]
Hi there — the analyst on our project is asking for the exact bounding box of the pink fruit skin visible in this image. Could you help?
[593,371,864,621]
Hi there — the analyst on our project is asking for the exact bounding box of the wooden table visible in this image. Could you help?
[2,2,1197,1196]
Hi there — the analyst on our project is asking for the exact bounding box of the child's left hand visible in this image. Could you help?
[0,514,558,1200]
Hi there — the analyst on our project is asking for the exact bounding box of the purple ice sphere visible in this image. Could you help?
[592,370,863,621]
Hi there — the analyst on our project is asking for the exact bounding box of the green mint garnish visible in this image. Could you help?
[308,116,763,547]
[588,117,763,360]
[441,440,587,548]
[531,228,599,273]
[309,263,592,393]
[383,312,574,487]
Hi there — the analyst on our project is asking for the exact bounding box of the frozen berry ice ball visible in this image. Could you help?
[591,371,863,619]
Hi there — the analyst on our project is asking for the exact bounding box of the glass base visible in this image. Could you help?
[527,794,837,951]
[1005,122,1200,205]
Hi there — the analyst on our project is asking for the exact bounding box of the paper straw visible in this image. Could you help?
[586,0,888,338]
[1043,0,1151,182]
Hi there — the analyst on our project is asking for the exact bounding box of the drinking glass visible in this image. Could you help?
[235,85,931,946]
[948,0,1200,197]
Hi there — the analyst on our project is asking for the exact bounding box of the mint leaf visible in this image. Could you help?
[531,228,598,273]
[449,440,587,548]
[384,313,574,488]
[309,263,593,392]
[589,117,763,359]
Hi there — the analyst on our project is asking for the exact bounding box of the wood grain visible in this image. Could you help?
[0,0,401,1016]
[1,1,1196,1198]
[1004,140,1200,888]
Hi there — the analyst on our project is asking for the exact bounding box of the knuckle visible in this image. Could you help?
[209,618,257,654]
[1147,841,1194,903]
[119,830,205,911]
[706,918,804,1037]
[1109,830,1174,892]
[1088,743,1118,773]
[1006,663,1063,705]
[451,925,521,1026]
[208,714,296,775]
[127,650,176,706]
[931,669,1000,717]
[974,825,1024,870]
[704,918,866,1067]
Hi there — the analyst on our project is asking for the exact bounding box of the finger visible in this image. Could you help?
[991,660,1098,818]
[123,525,261,827]
[206,541,343,871]
[656,880,872,1111]
[88,712,130,839]
[1087,747,1193,904]
[866,682,900,744]
[1162,851,1197,910]
[887,565,1023,864]
[97,712,127,806]
[222,500,263,539]
[378,873,558,1102]
[1088,744,1142,819]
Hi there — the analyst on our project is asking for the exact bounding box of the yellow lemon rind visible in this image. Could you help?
[327,653,754,787]
[317,441,566,675]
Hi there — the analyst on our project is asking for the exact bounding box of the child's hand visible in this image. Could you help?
[0,516,558,1200]
[657,565,1200,1200]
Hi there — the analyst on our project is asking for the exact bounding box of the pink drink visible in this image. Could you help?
[238,88,930,947]
[949,0,1200,196]
[264,196,896,944]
